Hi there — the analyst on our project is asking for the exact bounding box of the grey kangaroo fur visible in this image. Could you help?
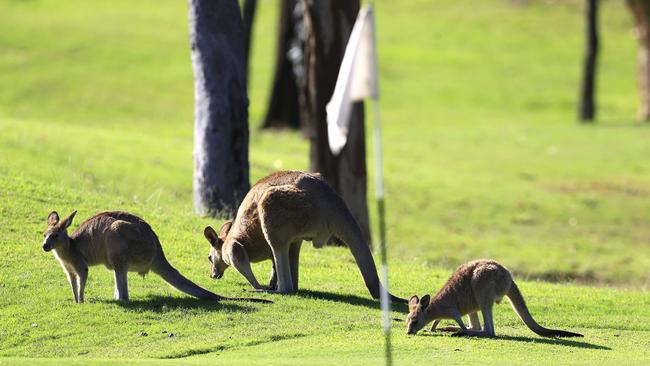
[42,210,270,303]
[203,170,407,303]
[406,259,583,338]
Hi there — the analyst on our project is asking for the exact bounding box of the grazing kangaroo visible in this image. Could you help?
[42,210,270,303]
[406,259,583,338]
[203,170,406,303]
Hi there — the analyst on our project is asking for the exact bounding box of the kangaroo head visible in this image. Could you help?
[203,221,233,279]
[406,294,430,335]
[42,210,77,252]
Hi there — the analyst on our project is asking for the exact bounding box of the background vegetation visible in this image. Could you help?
[0,0,648,364]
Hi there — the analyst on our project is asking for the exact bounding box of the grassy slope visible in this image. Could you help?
[0,0,649,364]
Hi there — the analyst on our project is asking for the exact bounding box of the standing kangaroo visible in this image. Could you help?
[406,259,583,338]
[203,170,406,303]
[42,210,270,303]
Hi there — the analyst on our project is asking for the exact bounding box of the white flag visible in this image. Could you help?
[326,6,378,155]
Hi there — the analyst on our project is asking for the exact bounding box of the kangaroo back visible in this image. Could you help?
[507,282,583,337]
[329,198,407,304]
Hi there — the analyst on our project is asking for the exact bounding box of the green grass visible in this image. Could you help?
[1,0,649,364]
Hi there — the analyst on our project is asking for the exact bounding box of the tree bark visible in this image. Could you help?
[579,0,598,122]
[627,0,650,122]
[189,0,250,218]
[300,0,371,245]
[261,0,301,129]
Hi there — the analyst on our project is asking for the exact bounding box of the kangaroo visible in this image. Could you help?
[203,170,406,303]
[406,259,583,338]
[42,210,270,303]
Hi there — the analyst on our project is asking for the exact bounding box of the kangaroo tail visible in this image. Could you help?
[219,296,273,304]
[151,250,271,303]
[151,250,223,300]
[507,282,583,338]
[332,200,407,304]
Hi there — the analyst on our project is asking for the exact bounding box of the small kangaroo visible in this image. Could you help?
[42,210,270,303]
[406,259,583,338]
[203,170,406,303]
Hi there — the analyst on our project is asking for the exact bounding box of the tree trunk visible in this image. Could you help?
[627,0,650,122]
[261,0,301,129]
[301,0,371,245]
[579,0,598,122]
[189,0,250,218]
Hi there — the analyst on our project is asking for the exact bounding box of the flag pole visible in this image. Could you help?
[373,96,392,366]
[323,4,391,362]
[368,5,391,364]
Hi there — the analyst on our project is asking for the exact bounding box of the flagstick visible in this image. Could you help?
[372,97,392,366]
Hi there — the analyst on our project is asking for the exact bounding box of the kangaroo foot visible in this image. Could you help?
[452,330,493,338]
[435,326,463,333]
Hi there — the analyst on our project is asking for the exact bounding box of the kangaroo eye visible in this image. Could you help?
[207,255,212,263]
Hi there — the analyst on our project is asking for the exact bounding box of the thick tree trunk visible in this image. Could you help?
[301,0,371,245]
[189,0,250,218]
[579,0,598,122]
[627,0,650,121]
[261,0,301,129]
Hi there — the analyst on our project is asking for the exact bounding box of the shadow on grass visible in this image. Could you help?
[496,334,611,350]
[162,332,307,359]
[418,331,610,350]
[292,289,409,312]
[99,295,256,313]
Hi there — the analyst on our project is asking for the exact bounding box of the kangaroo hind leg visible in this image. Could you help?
[270,244,294,294]
[269,260,278,291]
[455,280,497,337]
[475,284,497,337]
[106,229,131,301]
[77,266,88,303]
[113,268,129,301]
[258,185,310,294]
[289,241,302,290]
[468,312,481,330]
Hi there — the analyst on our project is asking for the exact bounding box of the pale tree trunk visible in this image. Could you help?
[300,0,371,245]
[579,0,598,122]
[189,0,250,217]
[627,0,650,121]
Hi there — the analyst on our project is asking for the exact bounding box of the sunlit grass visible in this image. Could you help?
[0,0,649,364]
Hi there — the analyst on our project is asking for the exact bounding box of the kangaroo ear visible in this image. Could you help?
[204,226,219,245]
[408,296,419,311]
[219,221,233,238]
[419,295,431,308]
[62,210,77,228]
[47,211,60,226]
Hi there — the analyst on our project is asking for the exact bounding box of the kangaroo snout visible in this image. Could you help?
[42,243,51,252]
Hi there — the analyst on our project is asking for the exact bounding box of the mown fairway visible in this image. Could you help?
[0,0,649,364]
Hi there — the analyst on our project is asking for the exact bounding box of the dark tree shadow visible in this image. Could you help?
[98,295,256,313]
[292,289,409,312]
[417,331,610,350]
